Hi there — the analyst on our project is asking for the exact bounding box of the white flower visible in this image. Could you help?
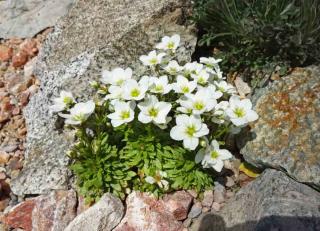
[172,75,197,94]
[59,100,95,125]
[145,171,169,189]
[191,69,211,85]
[107,101,135,127]
[156,34,180,51]
[178,88,218,115]
[139,50,166,66]
[149,76,172,94]
[50,91,75,112]
[101,67,132,86]
[104,85,123,100]
[225,95,259,126]
[212,67,224,80]
[122,79,148,101]
[170,114,209,150]
[215,80,236,95]
[200,57,222,68]
[184,62,203,76]
[138,95,172,124]
[164,60,183,75]
[195,140,232,172]
[212,101,229,124]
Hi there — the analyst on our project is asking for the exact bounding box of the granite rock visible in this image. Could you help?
[64,193,124,231]
[240,66,320,188]
[11,0,196,196]
[194,169,320,231]
[0,0,74,39]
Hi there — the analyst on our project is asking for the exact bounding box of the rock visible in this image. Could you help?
[188,202,202,219]
[213,182,225,203]
[240,66,320,187]
[210,202,221,212]
[32,190,77,231]
[201,190,213,208]
[11,0,196,196]
[225,176,235,188]
[234,76,251,98]
[0,151,10,165]
[3,199,36,231]
[19,39,38,57]
[3,190,77,231]
[0,0,75,39]
[163,190,193,221]
[199,169,320,231]
[115,192,183,231]
[12,51,28,68]
[65,193,124,231]
[0,45,13,62]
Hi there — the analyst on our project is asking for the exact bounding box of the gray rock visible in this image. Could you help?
[64,193,124,231]
[0,0,74,39]
[11,0,196,196]
[213,182,226,203]
[194,169,320,231]
[188,202,202,219]
[239,66,320,188]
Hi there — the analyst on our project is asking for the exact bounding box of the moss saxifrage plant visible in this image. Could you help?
[50,35,258,203]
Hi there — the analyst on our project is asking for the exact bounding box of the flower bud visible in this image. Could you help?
[200,139,207,147]
[90,81,99,89]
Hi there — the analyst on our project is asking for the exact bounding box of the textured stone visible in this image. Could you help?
[12,51,28,68]
[196,169,320,231]
[0,45,13,62]
[65,193,123,231]
[163,190,193,221]
[114,192,183,231]
[188,202,202,219]
[11,0,196,196]
[201,190,214,208]
[3,199,36,231]
[0,0,74,39]
[3,190,77,231]
[240,66,320,187]
[32,190,77,231]
[213,183,225,203]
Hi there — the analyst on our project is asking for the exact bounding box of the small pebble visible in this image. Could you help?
[225,176,235,187]
[188,202,202,219]
[211,202,221,212]
[213,182,226,203]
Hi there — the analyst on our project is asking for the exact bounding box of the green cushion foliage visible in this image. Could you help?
[193,0,320,72]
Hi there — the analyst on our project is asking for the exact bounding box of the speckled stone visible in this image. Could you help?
[11,0,196,196]
[194,170,320,231]
[240,66,320,188]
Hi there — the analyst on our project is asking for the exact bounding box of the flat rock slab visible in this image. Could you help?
[193,169,320,231]
[0,0,74,39]
[11,0,196,196]
[65,193,124,231]
[240,66,320,187]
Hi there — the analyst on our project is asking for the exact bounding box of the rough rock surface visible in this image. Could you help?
[114,192,184,231]
[193,169,320,231]
[11,0,196,196]
[0,0,74,39]
[3,190,77,231]
[64,193,124,231]
[239,66,320,187]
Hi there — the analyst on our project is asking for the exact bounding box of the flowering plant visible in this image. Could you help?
[51,35,258,202]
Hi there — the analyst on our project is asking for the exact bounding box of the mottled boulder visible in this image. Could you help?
[3,190,77,231]
[240,66,320,187]
[0,0,74,39]
[193,169,320,231]
[11,0,196,196]
[114,192,184,231]
[64,193,124,231]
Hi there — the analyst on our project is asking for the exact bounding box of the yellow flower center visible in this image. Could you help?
[116,79,124,85]
[193,101,204,111]
[167,41,175,49]
[148,107,159,117]
[185,125,196,137]
[234,107,245,118]
[73,113,85,122]
[181,86,189,93]
[154,85,164,92]
[120,110,130,120]
[211,150,219,159]
[150,58,158,65]
[63,97,73,106]
[131,88,140,97]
